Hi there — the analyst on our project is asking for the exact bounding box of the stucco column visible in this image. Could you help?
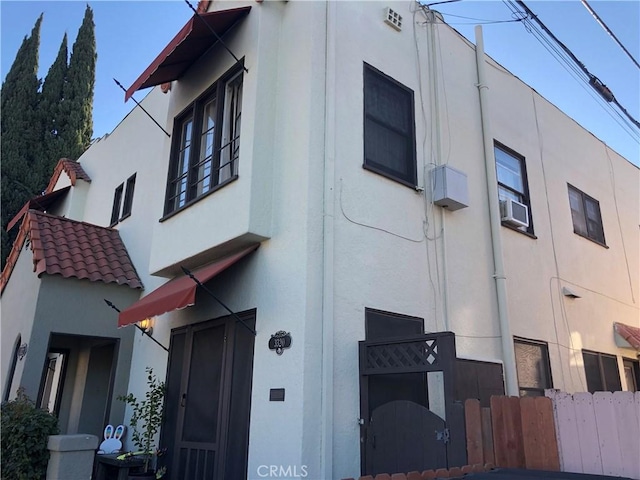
[46,434,99,480]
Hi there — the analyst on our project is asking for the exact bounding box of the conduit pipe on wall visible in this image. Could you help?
[474,26,519,396]
[427,13,450,332]
[321,1,336,477]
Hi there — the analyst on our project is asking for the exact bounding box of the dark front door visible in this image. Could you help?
[162,310,255,480]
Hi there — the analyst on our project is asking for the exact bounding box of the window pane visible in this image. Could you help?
[220,74,243,184]
[514,341,549,390]
[601,355,622,391]
[365,309,424,340]
[197,99,216,196]
[365,119,411,178]
[584,198,604,243]
[110,184,123,225]
[583,351,603,393]
[365,73,411,134]
[495,148,524,193]
[568,188,588,236]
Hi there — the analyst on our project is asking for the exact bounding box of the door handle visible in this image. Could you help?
[181,393,187,407]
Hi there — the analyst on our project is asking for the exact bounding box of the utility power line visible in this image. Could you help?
[580,0,640,70]
[515,0,640,130]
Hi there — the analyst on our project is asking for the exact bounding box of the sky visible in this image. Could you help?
[1,0,639,165]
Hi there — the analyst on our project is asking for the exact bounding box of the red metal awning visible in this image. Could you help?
[7,186,71,231]
[614,322,640,350]
[118,244,259,327]
[125,6,251,101]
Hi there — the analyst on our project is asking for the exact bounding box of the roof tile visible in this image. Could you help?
[1,210,142,291]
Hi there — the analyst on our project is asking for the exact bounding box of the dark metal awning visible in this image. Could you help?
[7,186,71,231]
[118,244,259,327]
[125,6,251,101]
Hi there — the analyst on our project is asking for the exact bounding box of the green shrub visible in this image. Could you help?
[1,388,59,480]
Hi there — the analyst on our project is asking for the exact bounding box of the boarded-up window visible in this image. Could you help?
[455,359,504,407]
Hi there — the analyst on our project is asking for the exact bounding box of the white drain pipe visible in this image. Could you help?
[475,26,519,396]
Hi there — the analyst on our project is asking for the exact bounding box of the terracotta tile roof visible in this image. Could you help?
[6,186,71,232]
[1,210,142,292]
[614,322,640,350]
[45,158,91,194]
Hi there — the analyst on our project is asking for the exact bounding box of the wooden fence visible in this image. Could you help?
[465,396,560,471]
[546,390,640,479]
[345,392,640,480]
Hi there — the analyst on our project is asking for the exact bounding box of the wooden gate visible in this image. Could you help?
[359,332,465,476]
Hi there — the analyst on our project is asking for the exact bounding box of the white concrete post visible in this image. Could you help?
[46,434,99,480]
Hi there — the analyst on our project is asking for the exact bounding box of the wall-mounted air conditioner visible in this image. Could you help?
[500,198,529,228]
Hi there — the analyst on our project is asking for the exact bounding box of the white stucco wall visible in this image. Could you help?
[26,1,636,479]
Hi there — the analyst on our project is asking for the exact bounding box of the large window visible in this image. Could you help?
[514,338,552,397]
[164,65,243,216]
[363,64,416,187]
[494,143,533,234]
[582,350,621,393]
[568,184,605,245]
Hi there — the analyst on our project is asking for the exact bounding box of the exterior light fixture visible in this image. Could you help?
[562,287,581,299]
[138,318,154,335]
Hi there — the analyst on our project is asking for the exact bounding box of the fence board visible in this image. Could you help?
[536,396,560,471]
[465,399,483,466]
[546,391,582,473]
[573,392,603,475]
[490,396,524,468]
[481,407,494,465]
[613,391,639,479]
[593,392,623,476]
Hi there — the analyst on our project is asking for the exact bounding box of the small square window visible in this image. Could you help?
[514,338,552,397]
[363,64,416,187]
[568,184,605,245]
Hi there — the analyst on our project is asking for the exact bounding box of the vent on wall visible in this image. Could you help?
[384,7,403,31]
[500,198,529,228]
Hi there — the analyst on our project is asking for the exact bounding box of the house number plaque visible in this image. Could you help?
[269,331,292,355]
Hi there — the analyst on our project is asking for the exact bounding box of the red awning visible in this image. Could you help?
[118,244,259,327]
[614,322,640,350]
[7,186,71,231]
[125,6,251,101]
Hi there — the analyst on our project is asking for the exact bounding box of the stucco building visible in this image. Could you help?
[2,1,638,479]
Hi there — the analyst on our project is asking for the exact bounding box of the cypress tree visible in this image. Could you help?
[1,15,43,268]
[62,5,96,161]
[39,33,68,172]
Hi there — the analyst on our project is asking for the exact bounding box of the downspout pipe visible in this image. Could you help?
[474,26,519,396]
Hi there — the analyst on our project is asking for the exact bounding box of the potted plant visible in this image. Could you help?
[118,367,166,479]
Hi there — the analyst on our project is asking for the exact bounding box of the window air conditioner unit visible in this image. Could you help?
[500,198,529,228]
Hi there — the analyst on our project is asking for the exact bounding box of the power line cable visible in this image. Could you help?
[580,0,640,70]
[515,0,640,129]
[502,1,639,141]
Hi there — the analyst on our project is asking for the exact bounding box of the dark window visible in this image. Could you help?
[164,65,243,216]
[365,308,424,341]
[582,350,622,392]
[514,338,552,397]
[363,64,416,187]
[568,184,605,245]
[3,335,21,402]
[121,174,136,220]
[623,359,639,392]
[110,183,123,226]
[455,359,504,407]
[494,143,534,234]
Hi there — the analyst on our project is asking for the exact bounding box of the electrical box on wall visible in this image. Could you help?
[432,165,469,211]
